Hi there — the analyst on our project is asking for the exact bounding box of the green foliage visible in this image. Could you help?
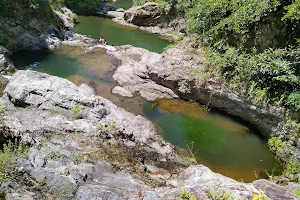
[71,104,82,119]
[97,121,121,136]
[63,0,101,13]
[205,184,232,200]
[0,140,29,183]
[285,159,300,174]
[295,189,300,197]
[74,154,89,164]
[178,189,197,200]
[49,0,65,8]
[186,0,280,38]
[287,92,300,111]
[163,43,176,51]
[268,137,285,152]
[252,193,269,200]
[175,154,197,166]
[0,105,5,113]
[283,0,300,20]
[200,46,300,110]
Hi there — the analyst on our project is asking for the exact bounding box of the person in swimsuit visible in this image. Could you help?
[99,38,108,45]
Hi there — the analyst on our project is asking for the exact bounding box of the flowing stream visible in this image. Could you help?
[11,0,282,182]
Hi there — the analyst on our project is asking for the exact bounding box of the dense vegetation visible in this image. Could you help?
[135,0,300,112]
[0,0,58,23]
[49,0,101,13]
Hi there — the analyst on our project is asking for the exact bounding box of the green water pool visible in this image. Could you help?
[74,16,171,53]
[143,100,282,182]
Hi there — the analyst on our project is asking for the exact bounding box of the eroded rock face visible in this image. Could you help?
[107,3,185,41]
[0,3,79,51]
[253,179,300,200]
[109,45,287,138]
[55,7,77,30]
[124,2,167,27]
[109,45,179,101]
[0,1,63,52]
[1,70,298,200]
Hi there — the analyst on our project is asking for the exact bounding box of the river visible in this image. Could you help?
[10,1,282,182]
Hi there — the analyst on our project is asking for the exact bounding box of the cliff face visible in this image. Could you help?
[0,0,63,51]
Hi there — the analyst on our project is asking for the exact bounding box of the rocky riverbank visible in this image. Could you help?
[107,42,300,184]
[0,70,298,200]
[0,1,299,199]
[106,2,185,41]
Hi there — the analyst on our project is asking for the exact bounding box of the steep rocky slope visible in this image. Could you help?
[0,0,77,52]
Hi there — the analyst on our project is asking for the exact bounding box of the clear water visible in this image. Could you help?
[73,16,171,53]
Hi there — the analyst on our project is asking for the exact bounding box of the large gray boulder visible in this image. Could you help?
[124,2,168,27]
[55,7,77,30]
[109,45,179,101]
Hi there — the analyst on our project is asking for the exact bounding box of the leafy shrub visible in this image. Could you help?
[205,184,232,200]
[285,160,300,174]
[0,140,28,183]
[201,46,300,109]
[63,0,102,13]
[268,137,285,152]
[179,189,197,200]
[287,92,300,111]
